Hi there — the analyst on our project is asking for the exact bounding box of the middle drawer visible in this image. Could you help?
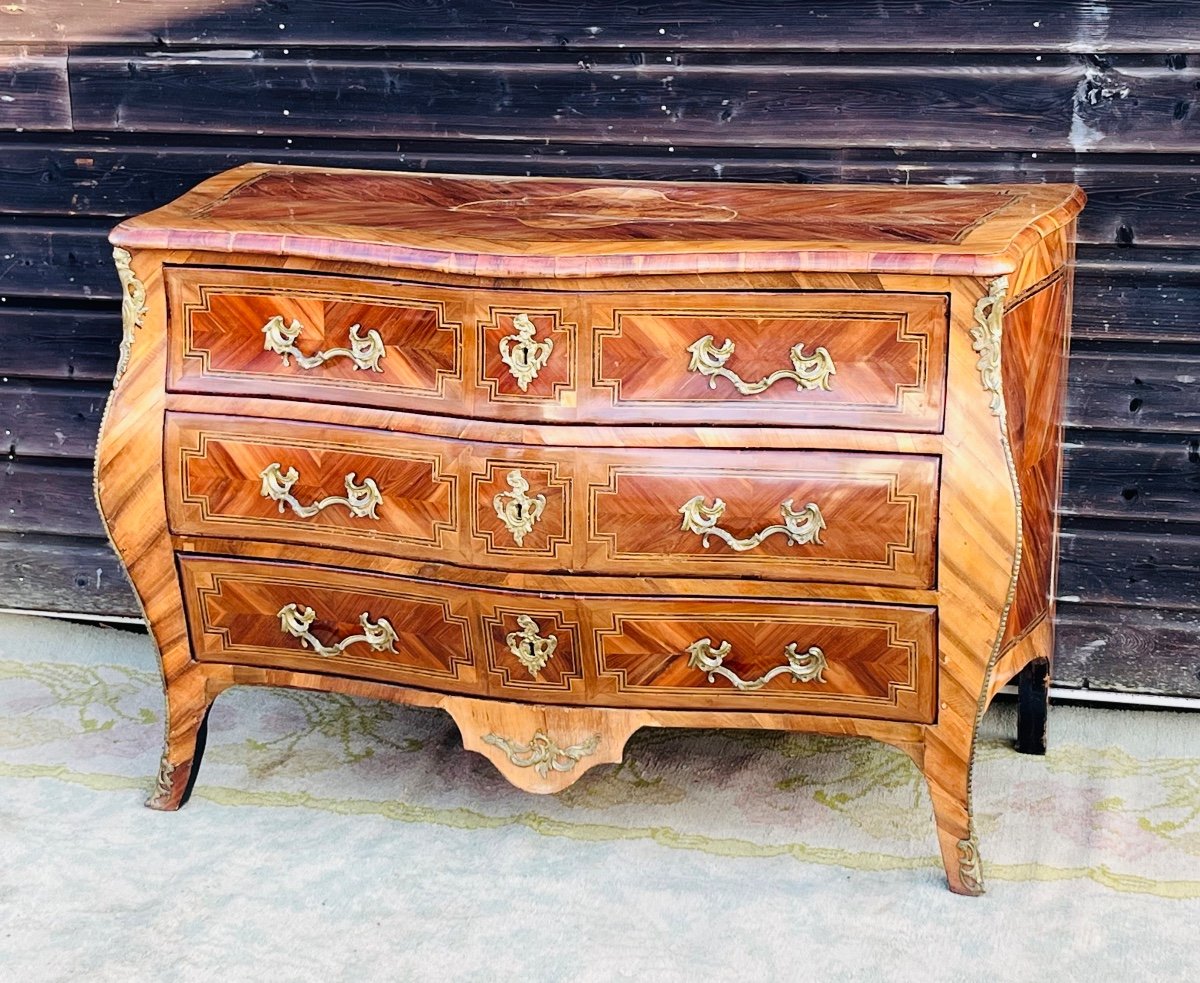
[167,414,939,589]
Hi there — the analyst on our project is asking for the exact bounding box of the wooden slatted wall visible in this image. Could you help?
[1,2,1197,696]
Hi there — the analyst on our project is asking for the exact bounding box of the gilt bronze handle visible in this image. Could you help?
[685,334,835,395]
[259,463,382,520]
[276,603,398,657]
[678,496,825,552]
[686,638,828,690]
[262,315,386,372]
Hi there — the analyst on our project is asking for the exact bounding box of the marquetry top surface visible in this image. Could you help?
[111,163,1084,278]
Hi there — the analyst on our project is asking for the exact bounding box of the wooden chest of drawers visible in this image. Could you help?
[96,166,1082,894]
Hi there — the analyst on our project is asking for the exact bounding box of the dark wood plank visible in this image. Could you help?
[0,461,104,537]
[1066,351,1200,433]
[0,380,107,459]
[1073,269,1200,342]
[0,304,120,380]
[1061,435,1200,523]
[67,52,1200,152]
[9,1,1200,50]
[1054,604,1200,697]
[0,533,136,615]
[1058,527,1200,611]
[4,142,1200,248]
[0,221,117,299]
[0,45,70,131]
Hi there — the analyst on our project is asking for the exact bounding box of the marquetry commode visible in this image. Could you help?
[97,165,1082,894]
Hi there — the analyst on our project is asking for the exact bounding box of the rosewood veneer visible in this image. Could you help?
[96,165,1083,894]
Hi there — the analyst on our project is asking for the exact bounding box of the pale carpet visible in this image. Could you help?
[1,611,1197,982]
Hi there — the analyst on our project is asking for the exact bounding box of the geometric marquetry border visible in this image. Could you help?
[586,461,936,585]
[172,424,459,549]
[591,609,934,721]
[479,605,586,695]
[172,277,463,399]
[591,305,939,419]
[468,458,573,562]
[475,305,577,404]
[185,566,475,682]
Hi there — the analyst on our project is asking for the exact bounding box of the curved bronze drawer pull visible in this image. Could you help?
[678,496,825,551]
[259,462,382,520]
[261,315,386,372]
[276,603,398,657]
[686,638,828,690]
[686,334,835,395]
[499,312,553,390]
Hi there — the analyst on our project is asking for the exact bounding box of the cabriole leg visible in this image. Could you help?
[1016,657,1050,755]
[924,739,984,896]
[146,671,215,811]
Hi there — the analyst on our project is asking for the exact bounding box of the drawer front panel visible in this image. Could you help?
[583,448,939,589]
[589,291,948,431]
[167,267,584,420]
[168,268,945,431]
[168,416,937,588]
[167,414,462,555]
[165,414,575,571]
[589,599,936,721]
[179,555,935,719]
[180,557,481,690]
[168,267,467,406]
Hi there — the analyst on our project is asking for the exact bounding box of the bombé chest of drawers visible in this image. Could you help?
[97,165,1083,894]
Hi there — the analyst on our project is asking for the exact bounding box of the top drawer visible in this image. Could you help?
[167,267,469,410]
[166,267,947,432]
[587,290,947,431]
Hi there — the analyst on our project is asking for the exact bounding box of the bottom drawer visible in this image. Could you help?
[589,603,936,721]
[180,556,484,693]
[179,555,936,721]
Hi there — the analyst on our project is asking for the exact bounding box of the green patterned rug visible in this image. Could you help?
[1,611,1198,981]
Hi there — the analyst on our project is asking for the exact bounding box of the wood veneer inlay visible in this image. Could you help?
[96,165,1082,894]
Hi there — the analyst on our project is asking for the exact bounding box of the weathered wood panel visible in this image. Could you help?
[8,1,1200,51]
[0,304,119,381]
[0,380,107,459]
[1066,352,1200,433]
[4,142,1200,248]
[1062,436,1200,523]
[1073,270,1200,343]
[0,46,70,131]
[1058,527,1200,611]
[0,534,134,615]
[0,6,1194,694]
[67,52,1200,152]
[0,221,117,299]
[0,461,103,537]
[1055,604,1200,697]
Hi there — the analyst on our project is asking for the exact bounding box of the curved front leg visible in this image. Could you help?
[146,668,216,811]
[924,734,983,895]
